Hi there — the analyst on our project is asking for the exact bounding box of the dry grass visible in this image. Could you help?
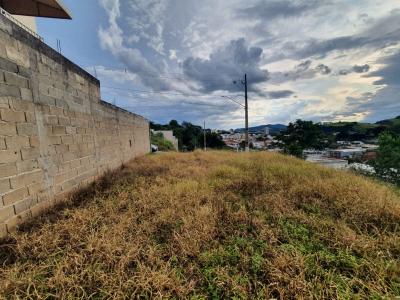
[0,151,399,299]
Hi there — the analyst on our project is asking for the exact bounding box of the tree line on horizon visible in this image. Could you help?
[151,120,226,151]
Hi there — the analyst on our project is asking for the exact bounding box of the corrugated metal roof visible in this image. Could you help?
[0,0,71,19]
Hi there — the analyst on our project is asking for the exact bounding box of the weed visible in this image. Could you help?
[0,151,399,299]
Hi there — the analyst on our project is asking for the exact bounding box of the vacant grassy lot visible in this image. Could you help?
[1,151,399,299]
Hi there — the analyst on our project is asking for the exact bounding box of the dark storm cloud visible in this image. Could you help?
[236,0,325,20]
[267,90,295,99]
[269,60,331,84]
[338,64,370,76]
[353,64,370,73]
[367,51,400,86]
[316,64,331,75]
[182,38,269,93]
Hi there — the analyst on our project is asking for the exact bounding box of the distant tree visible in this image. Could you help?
[277,120,326,158]
[151,120,226,151]
[151,132,175,151]
[372,132,400,185]
[200,131,226,149]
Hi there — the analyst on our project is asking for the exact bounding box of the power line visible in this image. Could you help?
[102,85,242,99]
[75,59,235,83]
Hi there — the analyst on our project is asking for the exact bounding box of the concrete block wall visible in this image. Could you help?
[0,13,150,237]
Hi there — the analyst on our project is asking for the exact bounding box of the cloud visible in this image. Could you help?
[95,0,400,127]
[269,60,331,83]
[316,64,332,75]
[353,64,370,73]
[339,50,400,121]
[98,0,172,91]
[277,9,400,61]
[367,51,400,86]
[236,0,326,20]
[338,64,370,75]
[182,38,269,93]
[267,90,295,99]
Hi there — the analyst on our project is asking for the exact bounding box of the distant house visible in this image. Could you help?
[328,148,365,159]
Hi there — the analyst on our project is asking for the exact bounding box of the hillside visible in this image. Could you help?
[321,116,400,140]
[235,124,287,135]
[1,152,399,299]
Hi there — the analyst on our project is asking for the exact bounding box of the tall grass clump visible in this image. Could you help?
[0,151,399,299]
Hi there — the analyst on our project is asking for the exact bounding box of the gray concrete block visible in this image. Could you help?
[0,57,18,73]
[4,72,29,89]
[0,83,20,98]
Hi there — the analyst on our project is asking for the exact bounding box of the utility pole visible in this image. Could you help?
[244,74,249,152]
[203,120,207,151]
[222,73,249,152]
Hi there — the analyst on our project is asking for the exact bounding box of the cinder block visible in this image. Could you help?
[10,169,42,189]
[4,72,29,88]
[14,196,37,215]
[44,115,58,125]
[61,135,73,144]
[55,144,68,154]
[10,99,34,111]
[20,88,33,101]
[52,125,66,135]
[3,187,28,206]
[0,122,17,136]
[25,112,36,123]
[0,163,17,177]
[0,83,20,98]
[29,136,39,148]
[21,147,40,160]
[55,98,69,110]
[6,45,30,68]
[0,222,7,238]
[66,126,76,134]
[27,182,44,196]
[16,123,38,136]
[76,127,86,134]
[48,135,61,145]
[64,110,75,118]
[5,136,30,149]
[0,206,14,223]
[0,149,20,164]
[16,159,38,173]
[49,87,64,100]
[0,96,10,109]
[38,63,50,76]
[49,106,63,116]
[0,178,11,194]
[58,116,70,126]
[0,108,26,122]
[17,65,30,78]
[36,94,55,106]
[0,57,18,73]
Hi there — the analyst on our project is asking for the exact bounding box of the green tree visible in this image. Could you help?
[372,132,400,185]
[277,120,326,158]
[150,120,226,151]
[151,132,175,151]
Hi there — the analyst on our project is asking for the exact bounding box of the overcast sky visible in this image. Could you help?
[38,0,400,129]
